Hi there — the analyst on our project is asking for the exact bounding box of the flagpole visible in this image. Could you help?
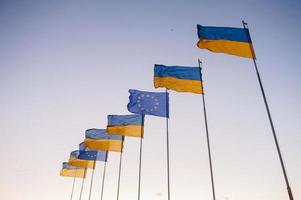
[198,59,216,200]
[137,135,143,200]
[79,176,85,200]
[100,162,107,200]
[88,162,96,200]
[70,176,76,200]
[165,89,171,200]
[116,138,125,200]
[242,20,294,200]
[137,113,145,200]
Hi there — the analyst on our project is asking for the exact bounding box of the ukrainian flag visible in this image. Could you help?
[107,114,144,138]
[84,129,124,152]
[60,162,87,178]
[68,150,96,169]
[154,64,203,94]
[197,25,254,59]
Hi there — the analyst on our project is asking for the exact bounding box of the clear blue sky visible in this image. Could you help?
[0,0,300,200]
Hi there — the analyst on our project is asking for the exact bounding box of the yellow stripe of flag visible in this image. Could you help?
[107,125,144,138]
[60,168,87,178]
[197,39,254,59]
[154,76,203,94]
[84,139,123,152]
[68,158,96,169]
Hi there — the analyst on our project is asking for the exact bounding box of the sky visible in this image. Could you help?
[0,0,300,200]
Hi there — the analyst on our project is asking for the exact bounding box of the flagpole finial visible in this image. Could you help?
[198,59,203,69]
[242,20,249,29]
[198,59,202,65]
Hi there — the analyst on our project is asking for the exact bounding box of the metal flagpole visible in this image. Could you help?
[79,176,85,200]
[137,113,145,200]
[70,176,76,200]
[88,161,96,200]
[137,135,143,200]
[242,20,294,200]
[116,137,125,200]
[165,89,171,200]
[100,162,107,200]
[198,59,216,200]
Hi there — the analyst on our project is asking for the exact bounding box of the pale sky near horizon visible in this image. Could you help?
[0,0,300,200]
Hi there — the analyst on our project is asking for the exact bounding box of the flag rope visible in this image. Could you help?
[242,20,294,200]
[198,59,216,200]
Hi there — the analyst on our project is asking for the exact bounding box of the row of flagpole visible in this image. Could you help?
[67,163,107,200]
[60,20,294,200]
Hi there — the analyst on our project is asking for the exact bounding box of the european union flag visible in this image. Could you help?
[78,149,108,162]
[127,89,169,118]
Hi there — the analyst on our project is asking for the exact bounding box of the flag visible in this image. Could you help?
[107,114,144,138]
[84,129,124,152]
[60,162,87,178]
[127,89,169,118]
[154,64,203,94]
[79,142,87,152]
[78,150,108,162]
[197,25,254,58]
[78,142,108,162]
[85,129,123,140]
[68,150,96,169]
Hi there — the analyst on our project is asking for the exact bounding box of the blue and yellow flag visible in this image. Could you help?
[60,162,87,178]
[79,142,87,152]
[78,142,108,162]
[107,114,144,138]
[85,129,123,140]
[154,64,203,94]
[68,150,96,169]
[84,129,124,152]
[197,25,254,58]
[127,89,169,118]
